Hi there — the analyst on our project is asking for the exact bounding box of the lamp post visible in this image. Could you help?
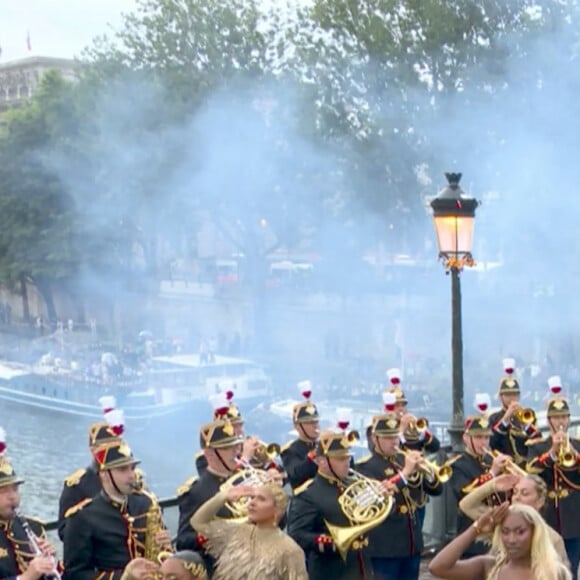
[430,172,479,451]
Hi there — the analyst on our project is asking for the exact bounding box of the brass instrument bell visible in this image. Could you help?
[557,426,576,468]
[347,430,360,444]
[514,407,536,426]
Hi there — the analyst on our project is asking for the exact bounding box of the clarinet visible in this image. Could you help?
[14,511,61,580]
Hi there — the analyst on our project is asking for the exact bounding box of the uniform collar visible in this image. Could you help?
[0,518,9,530]
[318,471,343,487]
[100,490,128,511]
[465,448,484,461]
[207,468,230,483]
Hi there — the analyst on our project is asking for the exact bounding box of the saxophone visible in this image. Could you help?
[143,493,173,563]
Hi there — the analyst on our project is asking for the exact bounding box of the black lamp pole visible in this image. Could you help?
[430,173,479,451]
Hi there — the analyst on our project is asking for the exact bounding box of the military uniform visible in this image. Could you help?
[287,432,374,580]
[62,442,152,580]
[0,434,59,580]
[176,418,243,577]
[176,470,234,551]
[57,464,101,541]
[449,416,495,557]
[280,393,319,490]
[357,414,442,579]
[489,372,540,465]
[0,460,49,580]
[527,396,580,579]
[0,516,47,580]
[57,422,124,541]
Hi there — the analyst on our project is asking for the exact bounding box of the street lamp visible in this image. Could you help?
[430,172,480,451]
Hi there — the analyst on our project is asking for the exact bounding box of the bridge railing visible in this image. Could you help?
[44,419,580,554]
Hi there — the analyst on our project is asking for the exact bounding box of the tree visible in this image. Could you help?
[0,71,80,323]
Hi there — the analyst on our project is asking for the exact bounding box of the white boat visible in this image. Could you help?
[0,352,272,420]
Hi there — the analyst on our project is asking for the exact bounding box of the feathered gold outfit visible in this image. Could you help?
[191,490,307,580]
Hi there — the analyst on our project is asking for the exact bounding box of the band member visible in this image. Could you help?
[287,431,390,579]
[280,381,320,490]
[0,428,59,580]
[385,369,440,454]
[527,381,580,580]
[429,503,571,580]
[458,472,569,565]
[190,483,307,579]
[62,441,170,579]
[489,358,540,465]
[176,419,243,569]
[449,412,510,557]
[356,413,442,580]
[121,552,208,580]
[195,391,248,477]
[58,398,125,540]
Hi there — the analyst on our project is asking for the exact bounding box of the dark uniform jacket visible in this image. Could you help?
[489,410,538,466]
[195,453,208,477]
[527,437,580,539]
[62,490,153,580]
[287,473,373,580]
[280,439,317,490]
[449,451,495,557]
[356,452,442,558]
[58,464,101,541]
[400,432,441,455]
[0,516,48,580]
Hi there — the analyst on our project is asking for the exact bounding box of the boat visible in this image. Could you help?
[0,351,272,420]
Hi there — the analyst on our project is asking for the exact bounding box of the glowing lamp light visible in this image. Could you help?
[383,392,397,413]
[503,358,515,375]
[474,393,491,413]
[548,376,563,395]
[430,173,479,267]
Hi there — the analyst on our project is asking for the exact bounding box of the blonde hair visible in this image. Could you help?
[490,504,571,580]
[261,483,288,512]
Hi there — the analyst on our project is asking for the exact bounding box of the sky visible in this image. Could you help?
[0,0,137,62]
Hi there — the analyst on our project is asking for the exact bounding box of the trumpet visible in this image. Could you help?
[346,430,360,444]
[483,448,528,477]
[557,426,576,468]
[402,417,429,441]
[514,407,536,426]
[397,448,459,482]
[253,439,281,465]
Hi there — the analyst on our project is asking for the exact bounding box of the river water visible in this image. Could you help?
[2,399,291,524]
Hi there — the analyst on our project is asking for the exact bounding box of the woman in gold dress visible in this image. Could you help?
[190,483,307,580]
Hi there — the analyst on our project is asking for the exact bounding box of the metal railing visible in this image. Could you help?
[43,418,580,552]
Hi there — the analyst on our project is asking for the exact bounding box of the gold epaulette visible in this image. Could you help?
[64,498,92,519]
[64,468,86,487]
[355,454,372,465]
[177,476,198,497]
[293,478,313,496]
[280,440,293,454]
